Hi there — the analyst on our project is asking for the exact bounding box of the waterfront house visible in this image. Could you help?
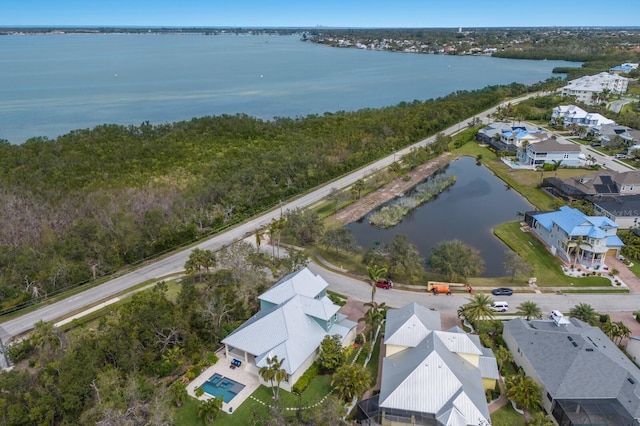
[518,138,585,168]
[504,317,640,425]
[221,268,357,391]
[542,170,640,201]
[527,205,623,269]
[357,303,497,426]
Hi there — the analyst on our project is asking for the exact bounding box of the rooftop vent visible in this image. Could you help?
[628,378,636,385]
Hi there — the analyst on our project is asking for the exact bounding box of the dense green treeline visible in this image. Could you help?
[0,244,278,425]
[0,81,550,313]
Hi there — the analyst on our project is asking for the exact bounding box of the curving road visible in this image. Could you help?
[0,92,558,340]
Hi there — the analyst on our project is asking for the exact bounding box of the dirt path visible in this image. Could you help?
[335,153,453,224]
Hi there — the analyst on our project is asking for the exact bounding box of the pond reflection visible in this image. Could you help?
[347,156,534,277]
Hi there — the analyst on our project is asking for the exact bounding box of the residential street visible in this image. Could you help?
[307,262,640,316]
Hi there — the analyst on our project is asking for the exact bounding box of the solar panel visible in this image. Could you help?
[600,176,613,185]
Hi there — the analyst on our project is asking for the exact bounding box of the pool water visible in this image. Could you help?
[201,373,245,403]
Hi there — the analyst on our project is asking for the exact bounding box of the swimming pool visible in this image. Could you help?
[201,373,245,403]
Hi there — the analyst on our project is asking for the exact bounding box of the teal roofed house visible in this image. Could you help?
[529,206,623,269]
[221,268,357,392]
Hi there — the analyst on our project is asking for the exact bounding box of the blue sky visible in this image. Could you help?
[3,0,640,28]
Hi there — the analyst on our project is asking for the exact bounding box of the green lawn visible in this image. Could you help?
[174,397,206,426]
[455,143,597,211]
[176,375,334,426]
[366,329,383,383]
[491,403,526,426]
[494,222,612,288]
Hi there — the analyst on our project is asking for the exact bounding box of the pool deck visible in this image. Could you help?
[187,348,260,414]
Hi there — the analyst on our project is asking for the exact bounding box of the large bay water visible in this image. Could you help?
[347,157,535,277]
[0,33,577,144]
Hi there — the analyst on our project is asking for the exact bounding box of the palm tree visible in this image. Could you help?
[273,360,288,400]
[566,235,592,269]
[607,321,631,346]
[366,264,387,303]
[331,364,372,402]
[259,358,276,395]
[516,301,542,321]
[460,294,495,331]
[569,303,598,325]
[353,179,366,199]
[359,302,385,343]
[552,159,563,177]
[259,355,287,400]
[170,381,188,407]
[268,217,286,258]
[198,397,223,424]
[505,371,542,422]
[184,248,216,282]
[494,345,514,372]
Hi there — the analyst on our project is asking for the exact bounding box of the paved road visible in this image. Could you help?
[0,92,558,340]
[308,263,640,315]
[609,98,633,114]
[547,132,634,172]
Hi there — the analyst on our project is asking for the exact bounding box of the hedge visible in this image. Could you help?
[292,363,320,394]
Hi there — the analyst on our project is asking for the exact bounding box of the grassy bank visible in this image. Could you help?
[494,222,612,288]
[454,143,596,211]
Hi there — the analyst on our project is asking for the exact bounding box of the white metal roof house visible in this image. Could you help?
[357,303,497,426]
[551,105,615,130]
[504,317,640,425]
[221,268,357,391]
[528,205,623,269]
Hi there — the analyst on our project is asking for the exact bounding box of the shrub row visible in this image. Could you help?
[292,362,320,394]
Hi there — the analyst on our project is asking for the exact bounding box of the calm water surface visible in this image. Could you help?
[347,157,535,277]
[0,33,577,143]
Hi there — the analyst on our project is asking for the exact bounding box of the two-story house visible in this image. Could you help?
[356,303,498,426]
[551,105,615,132]
[527,206,624,269]
[220,267,357,392]
[476,122,547,153]
[518,139,584,168]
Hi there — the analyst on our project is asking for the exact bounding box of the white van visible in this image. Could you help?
[491,301,509,312]
[550,310,563,321]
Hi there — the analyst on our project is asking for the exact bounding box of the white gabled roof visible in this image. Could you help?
[300,295,339,321]
[384,302,441,348]
[379,333,490,424]
[222,267,355,375]
[434,330,483,356]
[380,349,462,413]
[437,407,466,426]
[258,267,328,305]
